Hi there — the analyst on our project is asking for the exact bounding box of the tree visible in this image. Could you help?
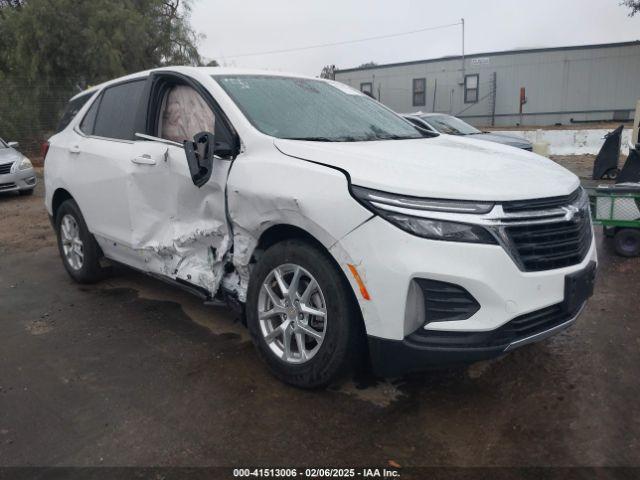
[358,61,378,68]
[320,64,336,80]
[0,0,203,153]
[621,0,640,15]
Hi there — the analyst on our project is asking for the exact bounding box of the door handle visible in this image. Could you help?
[131,155,156,166]
[69,145,81,154]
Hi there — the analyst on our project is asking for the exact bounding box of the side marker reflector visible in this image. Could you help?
[347,264,371,301]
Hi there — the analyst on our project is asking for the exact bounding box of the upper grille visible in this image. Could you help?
[502,188,581,213]
[414,279,480,323]
[505,210,592,271]
[0,162,13,175]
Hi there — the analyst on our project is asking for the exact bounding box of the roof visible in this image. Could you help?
[70,67,315,101]
[334,40,640,74]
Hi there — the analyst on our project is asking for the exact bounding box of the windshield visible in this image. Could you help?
[421,114,481,135]
[214,75,426,142]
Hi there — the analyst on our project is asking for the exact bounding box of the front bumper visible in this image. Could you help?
[333,215,597,375]
[368,298,588,377]
[0,168,37,192]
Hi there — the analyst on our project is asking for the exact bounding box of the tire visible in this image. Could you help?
[55,199,104,283]
[246,239,364,389]
[603,168,619,180]
[614,228,640,257]
[18,188,34,196]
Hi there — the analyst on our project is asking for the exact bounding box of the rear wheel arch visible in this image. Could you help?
[51,188,74,224]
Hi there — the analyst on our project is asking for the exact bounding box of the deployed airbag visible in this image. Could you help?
[160,85,215,143]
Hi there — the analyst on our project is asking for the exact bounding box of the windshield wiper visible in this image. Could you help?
[284,136,361,142]
[373,134,422,140]
[284,136,334,142]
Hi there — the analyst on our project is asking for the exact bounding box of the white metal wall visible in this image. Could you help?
[334,42,640,127]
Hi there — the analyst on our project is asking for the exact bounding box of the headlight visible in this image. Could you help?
[352,186,494,214]
[18,157,32,170]
[378,212,497,243]
[352,185,497,244]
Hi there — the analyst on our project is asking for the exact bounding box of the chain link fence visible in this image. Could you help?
[0,76,77,164]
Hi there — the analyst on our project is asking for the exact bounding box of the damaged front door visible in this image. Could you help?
[127,75,238,298]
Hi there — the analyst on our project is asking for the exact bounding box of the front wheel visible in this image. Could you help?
[246,239,364,388]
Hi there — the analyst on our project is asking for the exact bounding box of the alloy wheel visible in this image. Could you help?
[257,263,327,364]
[60,214,84,270]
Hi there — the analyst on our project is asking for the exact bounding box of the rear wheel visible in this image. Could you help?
[246,239,364,388]
[614,228,640,257]
[55,199,104,283]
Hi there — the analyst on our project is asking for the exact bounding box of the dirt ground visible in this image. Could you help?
[1,164,639,474]
[0,168,53,255]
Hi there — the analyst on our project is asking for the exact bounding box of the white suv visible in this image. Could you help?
[44,67,597,388]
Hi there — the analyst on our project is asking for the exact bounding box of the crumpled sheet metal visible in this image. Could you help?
[127,146,233,297]
[140,225,229,294]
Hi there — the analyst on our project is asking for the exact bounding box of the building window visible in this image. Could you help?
[464,74,479,103]
[360,82,373,96]
[412,78,426,106]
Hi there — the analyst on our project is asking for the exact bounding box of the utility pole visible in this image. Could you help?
[490,72,497,126]
[461,18,465,80]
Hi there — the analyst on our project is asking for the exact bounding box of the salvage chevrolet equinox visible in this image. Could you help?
[44,67,597,388]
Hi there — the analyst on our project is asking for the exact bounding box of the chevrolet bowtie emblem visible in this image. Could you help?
[561,204,580,221]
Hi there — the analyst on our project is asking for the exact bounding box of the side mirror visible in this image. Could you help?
[7,141,19,149]
[214,141,235,158]
[184,131,215,188]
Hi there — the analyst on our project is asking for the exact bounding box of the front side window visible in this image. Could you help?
[464,74,479,103]
[413,78,426,107]
[214,75,425,142]
[93,80,146,140]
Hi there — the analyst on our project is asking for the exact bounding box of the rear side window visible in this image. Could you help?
[79,96,100,134]
[93,80,146,140]
[56,92,93,132]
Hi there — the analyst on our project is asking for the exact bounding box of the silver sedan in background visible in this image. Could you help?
[404,113,533,151]
[0,138,36,196]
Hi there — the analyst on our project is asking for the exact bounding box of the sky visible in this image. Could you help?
[190,0,639,76]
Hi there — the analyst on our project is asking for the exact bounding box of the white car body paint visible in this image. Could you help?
[45,67,595,364]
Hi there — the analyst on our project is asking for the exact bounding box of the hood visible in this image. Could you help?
[471,132,532,149]
[0,148,21,166]
[274,135,578,201]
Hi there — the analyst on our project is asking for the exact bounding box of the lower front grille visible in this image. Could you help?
[0,163,13,175]
[505,213,592,271]
[414,279,480,323]
[407,302,578,350]
[0,182,16,190]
